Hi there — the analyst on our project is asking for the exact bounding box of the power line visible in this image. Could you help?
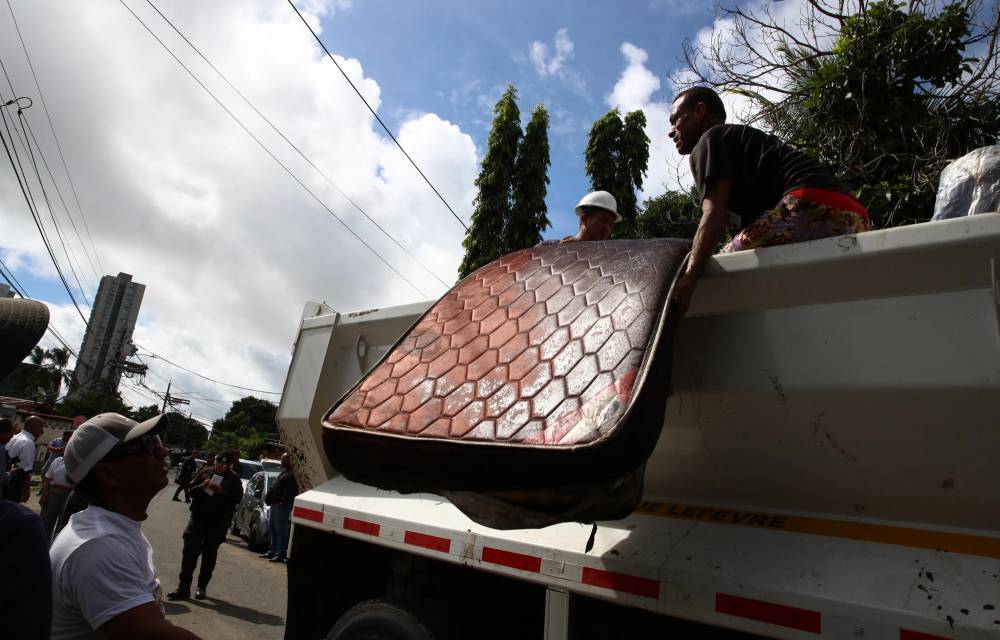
[117,0,431,298]
[20,116,98,303]
[134,344,281,395]
[3,99,95,308]
[5,0,105,279]
[143,0,450,290]
[15,108,94,308]
[286,0,469,233]
[0,94,89,325]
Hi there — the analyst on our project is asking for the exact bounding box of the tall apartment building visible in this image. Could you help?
[72,272,145,392]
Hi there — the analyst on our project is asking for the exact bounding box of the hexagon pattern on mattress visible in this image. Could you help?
[324,239,689,494]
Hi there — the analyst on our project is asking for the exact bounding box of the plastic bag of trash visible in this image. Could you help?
[932,145,1000,220]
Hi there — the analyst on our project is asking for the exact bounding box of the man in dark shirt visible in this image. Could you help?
[172,449,198,503]
[667,86,869,314]
[260,453,299,563]
[0,500,51,639]
[167,452,243,601]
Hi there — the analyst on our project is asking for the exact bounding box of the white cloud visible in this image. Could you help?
[605,42,690,195]
[529,28,574,76]
[0,0,477,419]
[608,43,660,113]
[525,28,585,92]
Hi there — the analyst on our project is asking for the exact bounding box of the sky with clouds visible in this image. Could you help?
[0,0,762,423]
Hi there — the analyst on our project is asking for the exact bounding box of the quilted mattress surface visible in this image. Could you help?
[324,239,689,497]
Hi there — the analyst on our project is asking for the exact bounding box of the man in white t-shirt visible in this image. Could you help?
[50,413,202,640]
[40,445,74,542]
[4,415,43,502]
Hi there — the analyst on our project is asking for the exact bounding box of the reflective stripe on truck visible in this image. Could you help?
[292,488,997,639]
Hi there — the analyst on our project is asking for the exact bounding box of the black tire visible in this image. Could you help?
[247,521,261,551]
[327,599,435,640]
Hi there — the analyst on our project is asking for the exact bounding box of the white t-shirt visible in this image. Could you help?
[6,430,36,472]
[45,456,69,487]
[49,506,163,639]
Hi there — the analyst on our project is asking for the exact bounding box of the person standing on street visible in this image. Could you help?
[0,418,15,495]
[260,453,298,563]
[39,430,74,542]
[168,452,243,601]
[49,412,203,639]
[172,450,199,503]
[5,415,44,502]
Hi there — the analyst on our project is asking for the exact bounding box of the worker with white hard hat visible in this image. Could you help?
[547,190,621,244]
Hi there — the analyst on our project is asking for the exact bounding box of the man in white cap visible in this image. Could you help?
[49,413,202,639]
[538,190,622,245]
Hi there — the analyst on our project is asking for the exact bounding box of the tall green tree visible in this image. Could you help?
[56,383,132,419]
[683,0,1000,228]
[211,396,278,436]
[458,85,522,278]
[130,405,207,450]
[25,346,72,405]
[584,108,650,222]
[165,412,208,450]
[507,103,551,253]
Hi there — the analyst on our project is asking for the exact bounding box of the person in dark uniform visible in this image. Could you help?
[167,452,243,600]
[172,450,199,502]
[260,453,299,563]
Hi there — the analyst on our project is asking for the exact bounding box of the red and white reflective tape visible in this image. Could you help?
[293,506,959,639]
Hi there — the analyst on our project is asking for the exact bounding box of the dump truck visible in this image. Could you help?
[277,213,1000,639]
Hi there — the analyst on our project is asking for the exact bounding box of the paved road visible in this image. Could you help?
[28,471,288,639]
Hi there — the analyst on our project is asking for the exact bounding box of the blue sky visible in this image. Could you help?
[0,0,726,418]
[316,0,712,238]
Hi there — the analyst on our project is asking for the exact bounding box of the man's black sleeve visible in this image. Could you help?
[690,127,735,203]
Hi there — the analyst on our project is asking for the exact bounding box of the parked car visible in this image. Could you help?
[236,458,263,492]
[260,458,283,472]
[231,470,279,551]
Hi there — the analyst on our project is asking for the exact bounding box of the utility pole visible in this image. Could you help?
[158,381,190,448]
[161,381,171,414]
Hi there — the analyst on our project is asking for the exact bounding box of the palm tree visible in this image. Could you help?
[25,347,73,405]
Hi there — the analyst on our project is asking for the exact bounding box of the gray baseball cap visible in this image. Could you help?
[63,413,166,484]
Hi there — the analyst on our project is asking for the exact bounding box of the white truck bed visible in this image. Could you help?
[281,213,1000,639]
[294,476,999,639]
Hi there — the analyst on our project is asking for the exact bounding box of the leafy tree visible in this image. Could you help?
[584,108,650,222]
[612,189,702,240]
[507,103,551,253]
[24,346,72,405]
[211,396,278,436]
[163,412,208,451]
[56,383,132,419]
[205,429,268,457]
[458,85,522,278]
[682,0,1000,228]
[132,404,160,422]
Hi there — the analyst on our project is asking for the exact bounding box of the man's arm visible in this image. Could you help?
[100,602,202,640]
[671,178,732,316]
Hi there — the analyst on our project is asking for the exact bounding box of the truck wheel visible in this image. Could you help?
[327,599,435,640]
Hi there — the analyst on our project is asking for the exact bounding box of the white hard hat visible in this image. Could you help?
[575,190,622,222]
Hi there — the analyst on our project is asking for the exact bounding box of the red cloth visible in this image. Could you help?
[786,187,868,220]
